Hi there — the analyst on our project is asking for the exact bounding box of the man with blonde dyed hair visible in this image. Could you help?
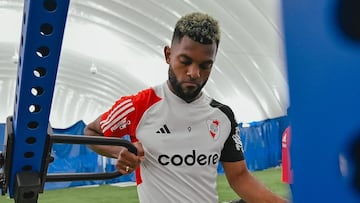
[85,12,287,203]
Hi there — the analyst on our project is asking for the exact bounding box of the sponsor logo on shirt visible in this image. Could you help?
[110,117,131,132]
[156,124,171,134]
[232,126,243,151]
[158,150,219,166]
[100,98,135,133]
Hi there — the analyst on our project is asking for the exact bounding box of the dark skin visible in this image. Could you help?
[165,35,215,103]
[85,35,287,203]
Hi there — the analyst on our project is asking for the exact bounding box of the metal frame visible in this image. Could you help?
[0,1,137,202]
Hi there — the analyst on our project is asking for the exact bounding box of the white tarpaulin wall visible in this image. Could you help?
[0,0,289,128]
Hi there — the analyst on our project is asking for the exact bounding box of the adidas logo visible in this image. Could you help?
[156,124,171,134]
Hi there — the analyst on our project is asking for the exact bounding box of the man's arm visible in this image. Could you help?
[84,116,125,158]
[84,116,143,174]
[223,160,288,203]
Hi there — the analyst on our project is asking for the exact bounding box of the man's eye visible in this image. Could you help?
[181,60,192,65]
[200,63,213,70]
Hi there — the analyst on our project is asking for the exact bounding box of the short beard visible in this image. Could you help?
[168,67,207,103]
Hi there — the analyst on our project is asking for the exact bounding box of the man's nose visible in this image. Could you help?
[187,65,200,79]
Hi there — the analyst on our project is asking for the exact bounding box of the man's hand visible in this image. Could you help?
[116,142,144,174]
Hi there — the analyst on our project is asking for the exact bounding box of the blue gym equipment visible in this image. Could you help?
[0,1,136,202]
[282,0,360,202]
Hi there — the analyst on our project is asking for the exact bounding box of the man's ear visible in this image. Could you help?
[164,46,171,64]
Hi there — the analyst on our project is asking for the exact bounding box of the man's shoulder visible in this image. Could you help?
[135,83,164,96]
[130,84,163,105]
[209,99,237,122]
[210,99,233,112]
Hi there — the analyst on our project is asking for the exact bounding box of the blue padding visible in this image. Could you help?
[0,123,4,152]
[240,116,289,171]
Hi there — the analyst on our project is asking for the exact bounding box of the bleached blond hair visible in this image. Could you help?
[171,12,220,48]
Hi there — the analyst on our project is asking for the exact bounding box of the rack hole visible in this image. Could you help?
[36,46,50,57]
[33,67,46,78]
[29,104,41,113]
[27,121,39,129]
[40,23,53,36]
[26,137,37,144]
[43,0,57,12]
[23,12,26,25]
[24,152,34,158]
[337,0,360,41]
[31,87,44,96]
[22,165,32,171]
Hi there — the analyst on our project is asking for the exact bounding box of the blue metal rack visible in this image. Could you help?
[8,0,70,199]
[0,1,137,202]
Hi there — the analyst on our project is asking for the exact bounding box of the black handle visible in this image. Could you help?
[45,134,137,182]
[51,134,137,155]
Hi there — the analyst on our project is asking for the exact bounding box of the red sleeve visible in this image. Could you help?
[100,88,161,142]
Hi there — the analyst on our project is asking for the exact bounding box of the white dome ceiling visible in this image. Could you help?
[0,0,289,128]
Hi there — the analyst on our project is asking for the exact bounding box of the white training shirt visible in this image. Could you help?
[100,82,244,203]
